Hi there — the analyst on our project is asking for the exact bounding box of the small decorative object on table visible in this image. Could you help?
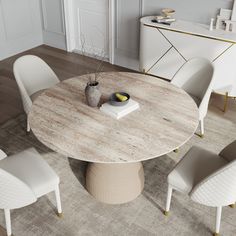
[80,33,106,107]
[100,92,140,119]
[109,92,130,106]
[85,75,102,107]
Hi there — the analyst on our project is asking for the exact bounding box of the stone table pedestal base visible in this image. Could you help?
[86,162,144,204]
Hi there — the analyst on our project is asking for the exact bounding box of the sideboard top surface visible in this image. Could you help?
[141,16,236,43]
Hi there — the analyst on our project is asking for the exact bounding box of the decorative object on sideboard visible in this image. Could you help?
[215,0,236,32]
[209,18,215,31]
[225,20,236,32]
[153,8,176,25]
[162,8,175,17]
[215,8,232,30]
[224,0,236,33]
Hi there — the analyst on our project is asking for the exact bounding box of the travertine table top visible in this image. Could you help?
[29,72,199,163]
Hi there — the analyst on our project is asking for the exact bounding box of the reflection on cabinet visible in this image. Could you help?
[140,16,236,97]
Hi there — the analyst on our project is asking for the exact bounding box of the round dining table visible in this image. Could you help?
[29,72,199,204]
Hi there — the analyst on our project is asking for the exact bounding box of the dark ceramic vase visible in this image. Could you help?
[85,81,101,107]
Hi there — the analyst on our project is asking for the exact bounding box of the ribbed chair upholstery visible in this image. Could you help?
[165,140,236,236]
[171,58,214,137]
[0,148,62,236]
[13,55,59,132]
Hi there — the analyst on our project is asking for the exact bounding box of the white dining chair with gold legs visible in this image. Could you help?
[164,140,236,236]
[0,148,62,236]
[13,55,59,132]
[171,58,214,137]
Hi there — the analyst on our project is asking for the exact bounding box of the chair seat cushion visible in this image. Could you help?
[167,146,227,194]
[0,148,59,198]
[0,149,7,160]
[30,89,46,102]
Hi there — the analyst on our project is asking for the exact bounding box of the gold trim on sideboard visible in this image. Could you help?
[143,23,236,44]
[213,44,234,62]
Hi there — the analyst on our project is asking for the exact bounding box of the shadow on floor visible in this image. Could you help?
[68,158,88,188]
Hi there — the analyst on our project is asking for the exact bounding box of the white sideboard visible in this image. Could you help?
[140,16,236,97]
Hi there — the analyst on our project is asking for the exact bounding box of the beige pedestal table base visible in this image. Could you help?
[86,162,144,204]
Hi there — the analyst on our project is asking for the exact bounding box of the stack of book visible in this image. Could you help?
[100,99,140,119]
[155,16,176,24]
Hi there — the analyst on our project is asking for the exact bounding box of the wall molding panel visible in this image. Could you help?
[41,0,67,50]
[71,0,109,58]
[113,0,143,70]
[0,0,43,60]
[41,0,65,35]
[1,0,33,40]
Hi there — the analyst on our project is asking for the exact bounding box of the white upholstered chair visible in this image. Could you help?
[0,148,62,236]
[13,55,59,132]
[171,58,214,137]
[165,140,236,236]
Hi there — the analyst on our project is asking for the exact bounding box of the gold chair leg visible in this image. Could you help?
[195,133,204,138]
[56,212,63,218]
[223,92,229,113]
[229,204,235,208]
[213,233,220,236]
[173,149,179,153]
[163,211,169,216]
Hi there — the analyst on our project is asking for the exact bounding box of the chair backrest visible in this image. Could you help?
[13,55,59,113]
[171,58,214,119]
[190,140,236,207]
[14,55,59,96]
[0,168,37,209]
[172,58,214,100]
[219,140,236,162]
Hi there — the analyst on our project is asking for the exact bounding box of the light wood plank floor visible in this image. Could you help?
[0,45,130,124]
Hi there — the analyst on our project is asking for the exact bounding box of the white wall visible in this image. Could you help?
[0,0,43,60]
